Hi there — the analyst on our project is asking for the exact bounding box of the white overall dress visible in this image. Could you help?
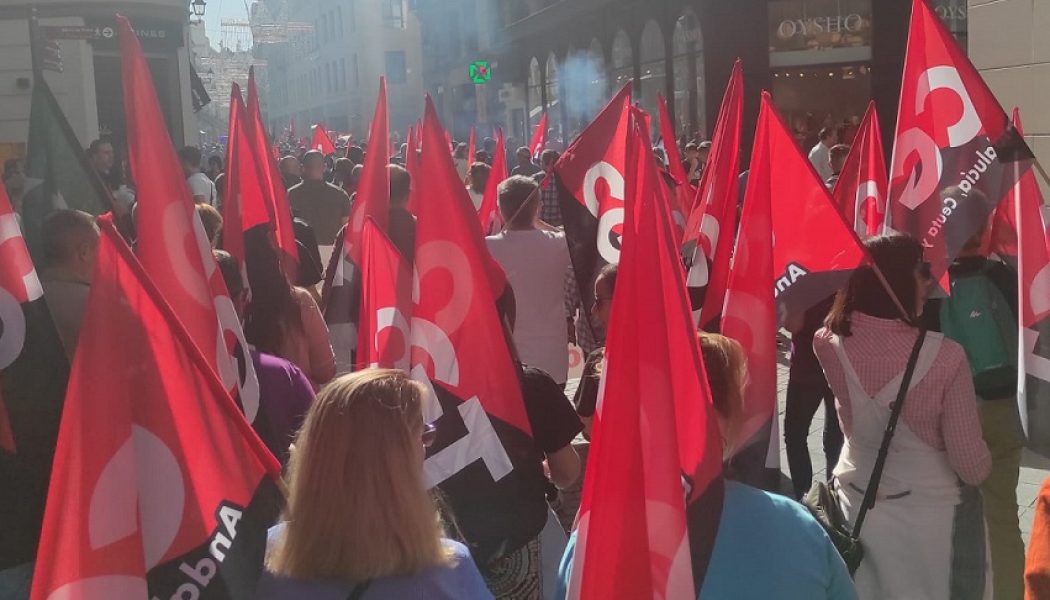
[827,333,990,600]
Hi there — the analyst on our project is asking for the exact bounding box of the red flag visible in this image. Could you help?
[833,101,888,238]
[356,218,412,370]
[119,16,260,424]
[342,78,390,267]
[466,126,476,166]
[529,112,548,158]
[569,111,723,600]
[323,80,391,373]
[0,183,47,454]
[555,84,632,324]
[222,84,266,281]
[246,68,298,268]
[990,110,1050,458]
[658,94,687,187]
[0,180,69,566]
[683,60,743,329]
[415,96,525,432]
[656,93,692,242]
[723,93,867,489]
[887,0,1032,283]
[31,219,281,599]
[411,96,540,563]
[310,123,336,155]
[478,127,506,232]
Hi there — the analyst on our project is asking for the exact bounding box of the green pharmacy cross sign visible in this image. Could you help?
[469,60,492,84]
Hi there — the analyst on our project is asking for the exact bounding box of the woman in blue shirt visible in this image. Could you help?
[557,333,856,600]
[257,370,493,599]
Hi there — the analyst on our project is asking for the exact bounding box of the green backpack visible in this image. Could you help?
[940,266,1018,399]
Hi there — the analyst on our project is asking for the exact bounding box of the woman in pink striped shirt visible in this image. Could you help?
[814,235,992,600]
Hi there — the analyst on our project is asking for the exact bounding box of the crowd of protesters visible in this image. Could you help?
[2,114,1049,600]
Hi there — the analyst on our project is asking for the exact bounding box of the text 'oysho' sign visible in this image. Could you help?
[768,0,873,66]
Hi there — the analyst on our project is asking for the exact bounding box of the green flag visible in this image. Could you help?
[22,76,111,257]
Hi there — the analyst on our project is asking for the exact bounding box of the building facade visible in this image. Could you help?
[0,0,201,165]
[413,0,973,156]
[191,20,255,142]
[415,0,504,142]
[969,0,1050,194]
[255,0,425,143]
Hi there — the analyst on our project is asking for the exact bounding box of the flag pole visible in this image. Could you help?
[28,7,43,79]
[871,260,913,324]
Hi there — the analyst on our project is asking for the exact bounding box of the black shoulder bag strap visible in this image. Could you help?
[346,581,372,600]
[850,327,928,538]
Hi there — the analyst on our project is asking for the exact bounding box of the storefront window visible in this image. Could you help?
[527,57,543,123]
[768,0,873,148]
[673,10,705,138]
[546,53,560,135]
[611,30,633,91]
[771,65,871,150]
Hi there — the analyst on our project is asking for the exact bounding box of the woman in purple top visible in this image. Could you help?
[257,370,493,599]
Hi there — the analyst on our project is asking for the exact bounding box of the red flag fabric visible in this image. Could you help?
[0,181,69,567]
[887,0,1032,283]
[684,60,743,329]
[246,68,298,268]
[323,79,391,374]
[980,109,1031,258]
[415,96,526,435]
[356,218,412,370]
[723,92,867,489]
[529,112,549,158]
[466,126,476,167]
[656,93,692,242]
[658,94,688,187]
[555,84,632,324]
[222,84,265,281]
[478,127,506,232]
[310,123,336,155]
[833,101,888,238]
[995,110,1050,458]
[568,111,723,600]
[31,219,281,599]
[119,16,260,424]
[0,183,45,453]
[343,78,390,267]
[412,96,542,563]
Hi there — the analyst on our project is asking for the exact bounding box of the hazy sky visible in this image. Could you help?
[204,0,249,45]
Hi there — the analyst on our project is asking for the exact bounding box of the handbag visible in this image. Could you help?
[803,328,928,575]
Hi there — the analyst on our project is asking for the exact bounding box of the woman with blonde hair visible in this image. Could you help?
[258,369,493,599]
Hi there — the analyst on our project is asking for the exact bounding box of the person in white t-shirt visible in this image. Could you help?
[485,175,571,385]
[178,145,216,205]
[807,127,838,183]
